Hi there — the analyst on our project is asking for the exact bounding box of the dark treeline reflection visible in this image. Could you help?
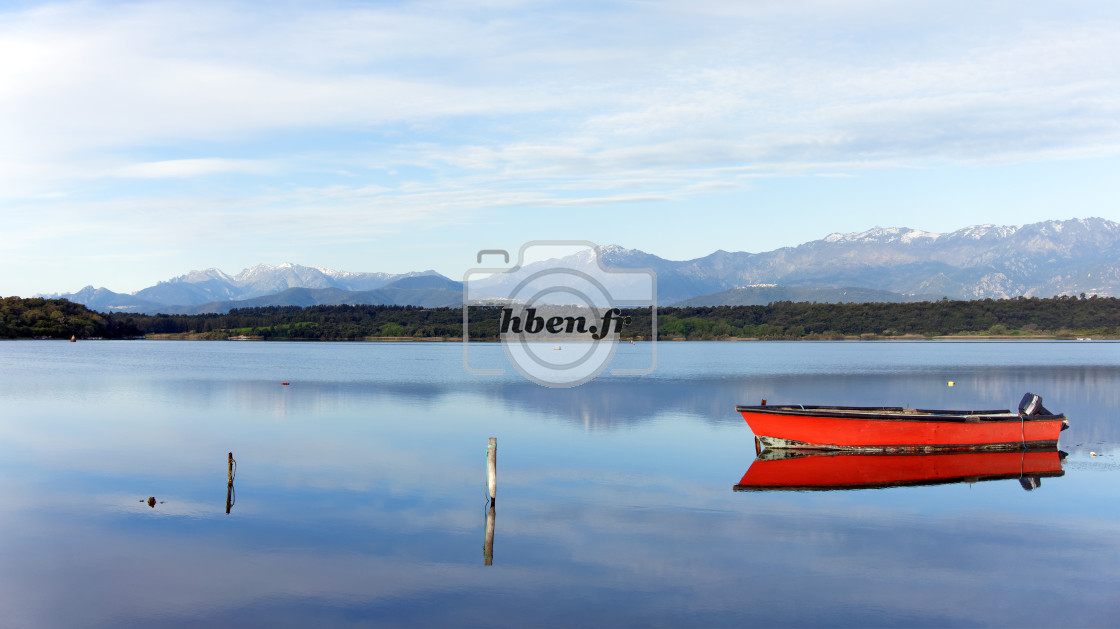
[158,364,1120,448]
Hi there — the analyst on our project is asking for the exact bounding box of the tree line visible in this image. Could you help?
[641,295,1120,339]
[0,296,142,339]
[2,295,1117,340]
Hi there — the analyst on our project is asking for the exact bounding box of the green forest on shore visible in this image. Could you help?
[3,294,1118,341]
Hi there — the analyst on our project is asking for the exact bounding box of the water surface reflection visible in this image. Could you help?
[1,341,1119,627]
[735,449,1066,492]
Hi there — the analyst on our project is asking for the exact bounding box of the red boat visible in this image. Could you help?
[733,449,1066,492]
[736,393,1068,452]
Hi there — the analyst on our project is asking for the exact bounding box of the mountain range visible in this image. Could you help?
[46,217,1120,314]
[49,265,459,314]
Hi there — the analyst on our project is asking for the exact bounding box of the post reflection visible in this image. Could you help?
[734,449,1066,492]
[483,504,495,566]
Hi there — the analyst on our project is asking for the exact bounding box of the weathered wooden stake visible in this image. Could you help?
[486,437,497,505]
[483,503,495,566]
[226,452,236,514]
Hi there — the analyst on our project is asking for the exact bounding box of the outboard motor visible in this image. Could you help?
[1018,392,1052,416]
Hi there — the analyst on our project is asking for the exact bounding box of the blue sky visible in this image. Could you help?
[3,0,1119,296]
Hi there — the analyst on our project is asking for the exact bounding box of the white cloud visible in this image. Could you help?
[113,158,275,179]
[2,0,1120,293]
[1,1,1116,184]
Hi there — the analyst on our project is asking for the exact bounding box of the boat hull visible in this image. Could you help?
[737,405,1067,452]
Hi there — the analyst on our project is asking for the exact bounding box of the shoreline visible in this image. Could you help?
[138,333,1114,342]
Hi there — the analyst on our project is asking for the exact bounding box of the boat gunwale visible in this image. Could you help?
[735,404,1066,423]
[755,435,1061,452]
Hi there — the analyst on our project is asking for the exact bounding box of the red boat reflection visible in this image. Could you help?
[734,449,1065,492]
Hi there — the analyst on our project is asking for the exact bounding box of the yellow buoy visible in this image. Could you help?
[947,381,955,387]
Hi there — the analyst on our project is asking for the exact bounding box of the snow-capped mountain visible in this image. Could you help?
[50,263,444,313]
[527,218,1120,304]
[48,218,1120,312]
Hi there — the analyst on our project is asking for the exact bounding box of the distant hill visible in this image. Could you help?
[674,285,937,306]
[156,275,464,314]
[604,217,1120,304]
[48,263,449,314]
[51,285,169,314]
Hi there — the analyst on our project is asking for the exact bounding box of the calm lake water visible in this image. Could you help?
[1,340,1118,627]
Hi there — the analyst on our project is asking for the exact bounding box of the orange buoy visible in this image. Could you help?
[281,382,290,385]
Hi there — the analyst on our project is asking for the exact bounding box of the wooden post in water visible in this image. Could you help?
[226,452,236,514]
[483,503,495,566]
[486,438,497,505]
[484,438,497,565]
